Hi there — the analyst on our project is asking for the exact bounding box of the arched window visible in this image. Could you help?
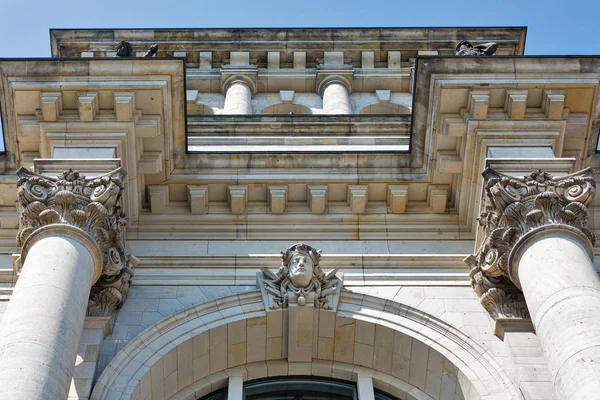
[261,103,312,115]
[199,377,400,400]
[187,103,215,115]
[358,103,410,115]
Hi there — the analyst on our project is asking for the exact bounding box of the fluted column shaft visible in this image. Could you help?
[322,81,351,114]
[512,227,600,400]
[0,226,101,400]
[223,81,253,114]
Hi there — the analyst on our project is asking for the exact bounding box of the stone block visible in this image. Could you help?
[333,316,355,363]
[387,185,408,213]
[287,304,314,362]
[177,339,194,389]
[467,90,489,120]
[388,51,401,68]
[148,185,169,214]
[279,90,294,103]
[267,185,287,214]
[542,90,565,120]
[268,52,280,69]
[188,185,209,214]
[77,92,99,121]
[307,185,328,214]
[40,92,63,122]
[227,185,248,214]
[229,51,250,66]
[347,185,368,214]
[504,89,528,120]
[114,92,136,121]
[362,51,375,69]
[324,51,344,66]
[428,186,448,214]
[209,325,228,374]
[441,118,467,137]
[199,52,213,69]
[376,90,391,103]
[437,152,463,174]
[294,52,306,69]
[138,152,163,175]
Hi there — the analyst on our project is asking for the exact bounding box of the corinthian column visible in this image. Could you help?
[0,168,133,400]
[466,168,599,400]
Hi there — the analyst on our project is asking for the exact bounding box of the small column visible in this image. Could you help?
[320,78,352,115]
[222,79,253,114]
[467,168,599,400]
[0,168,130,400]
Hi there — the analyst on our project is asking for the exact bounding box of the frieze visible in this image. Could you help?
[16,168,135,316]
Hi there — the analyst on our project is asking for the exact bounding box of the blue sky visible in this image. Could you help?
[0,0,599,152]
[0,0,598,57]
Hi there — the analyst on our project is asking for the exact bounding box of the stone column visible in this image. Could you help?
[0,168,132,400]
[467,168,599,400]
[222,79,253,114]
[320,79,351,114]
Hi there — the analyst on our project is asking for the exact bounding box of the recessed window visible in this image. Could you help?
[199,377,401,400]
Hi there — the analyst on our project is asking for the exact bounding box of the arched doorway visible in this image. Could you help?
[91,291,520,399]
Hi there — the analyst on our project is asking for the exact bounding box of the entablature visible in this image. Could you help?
[1,55,600,241]
[50,27,527,61]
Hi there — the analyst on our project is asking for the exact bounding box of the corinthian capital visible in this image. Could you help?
[465,168,596,319]
[16,168,135,316]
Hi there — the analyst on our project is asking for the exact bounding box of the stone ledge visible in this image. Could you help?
[494,318,535,340]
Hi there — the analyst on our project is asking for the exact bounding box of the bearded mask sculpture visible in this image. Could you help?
[258,243,341,310]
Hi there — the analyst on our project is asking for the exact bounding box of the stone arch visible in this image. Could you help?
[169,361,432,400]
[358,103,411,115]
[260,102,312,115]
[187,103,215,115]
[91,291,521,400]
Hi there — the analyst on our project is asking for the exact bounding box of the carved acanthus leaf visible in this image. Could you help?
[466,168,596,320]
[16,168,135,316]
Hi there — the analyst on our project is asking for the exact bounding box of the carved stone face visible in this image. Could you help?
[288,252,314,288]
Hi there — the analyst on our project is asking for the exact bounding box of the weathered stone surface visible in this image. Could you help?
[16,168,135,316]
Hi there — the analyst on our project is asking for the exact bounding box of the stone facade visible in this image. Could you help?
[0,27,598,400]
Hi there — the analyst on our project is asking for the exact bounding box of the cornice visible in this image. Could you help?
[50,27,527,58]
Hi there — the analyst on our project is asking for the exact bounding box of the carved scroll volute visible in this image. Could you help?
[466,167,596,320]
[16,167,135,316]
